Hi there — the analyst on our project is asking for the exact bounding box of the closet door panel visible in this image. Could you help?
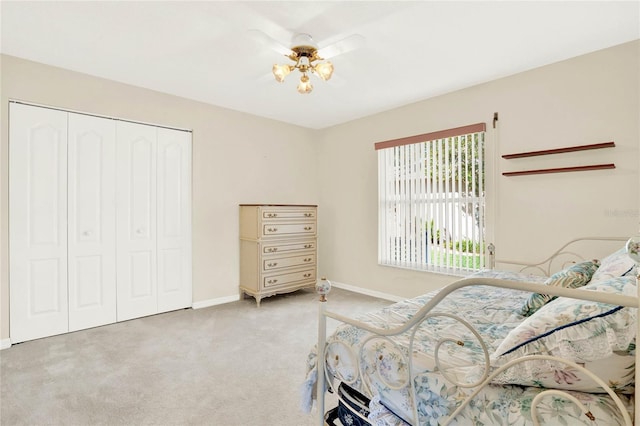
[67,113,117,332]
[9,103,69,343]
[117,121,158,321]
[157,128,192,312]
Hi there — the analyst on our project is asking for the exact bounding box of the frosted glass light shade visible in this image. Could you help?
[314,61,334,81]
[272,64,292,82]
[297,74,313,94]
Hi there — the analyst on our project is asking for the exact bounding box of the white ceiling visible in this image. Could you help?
[1,1,639,129]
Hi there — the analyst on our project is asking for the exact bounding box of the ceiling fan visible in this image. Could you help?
[249,30,365,94]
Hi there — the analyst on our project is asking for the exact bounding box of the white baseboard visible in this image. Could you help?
[191,283,401,309]
[330,281,404,302]
[192,294,240,309]
[1,338,12,350]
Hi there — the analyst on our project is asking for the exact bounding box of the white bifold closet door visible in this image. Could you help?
[9,104,69,342]
[10,102,192,343]
[116,122,192,321]
[156,128,192,313]
[116,121,158,321]
[67,113,117,332]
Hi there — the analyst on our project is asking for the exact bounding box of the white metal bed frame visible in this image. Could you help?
[315,237,639,425]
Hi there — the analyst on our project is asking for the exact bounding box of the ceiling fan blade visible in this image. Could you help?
[247,29,292,56]
[310,71,346,88]
[317,34,365,59]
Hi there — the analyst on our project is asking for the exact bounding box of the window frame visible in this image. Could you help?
[375,123,487,275]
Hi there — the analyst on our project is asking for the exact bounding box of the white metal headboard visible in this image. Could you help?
[494,236,629,276]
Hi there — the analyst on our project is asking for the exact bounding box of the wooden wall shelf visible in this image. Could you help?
[502,142,615,159]
[503,163,615,177]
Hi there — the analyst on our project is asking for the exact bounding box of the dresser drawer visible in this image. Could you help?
[263,253,315,271]
[262,208,316,220]
[263,269,316,288]
[262,222,315,238]
[263,240,315,254]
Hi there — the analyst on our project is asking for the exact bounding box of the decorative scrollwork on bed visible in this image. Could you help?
[310,237,638,425]
[446,355,633,426]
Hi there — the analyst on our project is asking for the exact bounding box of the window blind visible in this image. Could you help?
[376,123,486,274]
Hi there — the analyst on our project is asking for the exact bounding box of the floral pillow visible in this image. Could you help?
[591,247,635,283]
[519,260,600,316]
[490,275,636,393]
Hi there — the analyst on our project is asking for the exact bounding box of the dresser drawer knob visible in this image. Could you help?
[304,244,312,248]
[304,213,313,217]
[267,213,278,218]
[303,273,311,278]
[303,226,312,231]
[267,227,278,232]
[267,262,278,267]
[303,258,312,262]
[267,279,278,284]
[266,247,278,252]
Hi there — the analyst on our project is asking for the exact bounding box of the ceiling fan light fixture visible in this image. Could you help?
[314,61,334,81]
[297,73,313,94]
[272,64,292,83]
[272,33,334,93]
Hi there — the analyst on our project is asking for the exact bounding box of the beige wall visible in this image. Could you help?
[0,55,318,341]
[316,40,639,298]
[1,40,638,342]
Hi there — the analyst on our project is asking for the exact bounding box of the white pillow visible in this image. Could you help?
[591,247,635,283]
[490,276,636,393]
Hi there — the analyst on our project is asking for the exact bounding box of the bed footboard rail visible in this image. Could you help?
[316,276,638,425]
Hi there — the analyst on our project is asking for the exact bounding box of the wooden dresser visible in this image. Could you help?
[239,204,317,306]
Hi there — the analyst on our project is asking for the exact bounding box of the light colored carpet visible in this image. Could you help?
[1,287,391,425]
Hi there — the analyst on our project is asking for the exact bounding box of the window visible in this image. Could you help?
[376,123,486,274]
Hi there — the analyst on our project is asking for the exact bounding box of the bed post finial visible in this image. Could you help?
[625,237,640,277]
[487,243,496,270]
[316,277,331,302]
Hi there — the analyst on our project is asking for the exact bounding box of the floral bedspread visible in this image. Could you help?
[306,270,634,425]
